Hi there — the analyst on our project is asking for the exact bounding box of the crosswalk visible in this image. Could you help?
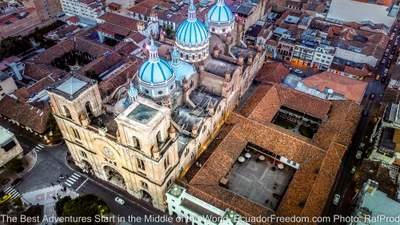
[2,186,21,199]
[32,144,44,153]
[64,173,82,188]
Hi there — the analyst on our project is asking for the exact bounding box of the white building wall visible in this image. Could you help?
[0,76,18,100]
[335,48,377,67]
[60,0,104,21]
[166,185,250,225]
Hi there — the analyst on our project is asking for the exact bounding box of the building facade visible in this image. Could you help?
[60,0,104,22]
[0,126,23,168]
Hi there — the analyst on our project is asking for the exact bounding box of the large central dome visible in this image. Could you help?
[175,0,210,63]
[176,17,209,47]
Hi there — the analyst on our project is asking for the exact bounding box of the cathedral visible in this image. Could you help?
[48,0,266,210]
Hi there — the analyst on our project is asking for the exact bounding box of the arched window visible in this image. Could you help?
[157,131,163,146]
[164,154,170,169]
[85,102,93,119]
[132,136,140,150]
[63,106,71,119]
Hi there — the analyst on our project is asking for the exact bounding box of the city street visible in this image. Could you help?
[8,142,172,225]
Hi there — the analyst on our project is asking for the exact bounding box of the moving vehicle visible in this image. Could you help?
[115,196,125,205]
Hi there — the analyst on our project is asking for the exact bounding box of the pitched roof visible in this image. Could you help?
[303,71,368,103]
[0,96,50,134]
[249,84,332,122]
[183,84,362,223]
[14,74,62,101]
[255,62,290,84]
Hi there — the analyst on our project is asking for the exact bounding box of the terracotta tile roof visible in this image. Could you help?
[23,63,66,81]
[249,85,332,122]
[255,62,290,84]
[115,42,139,56]
[128,32,146,44]
[343,66,371,78]
[33,37,111,65]
[66,16,80,24]
[184,84,361,224]
[0,96,50,134]
[97,23,131,37]
[80,52,123,75]
[98,12,138,34]
[303,71,367,103]
[237,84,273,117]
[14,74,63,101]
[98,59,139,97]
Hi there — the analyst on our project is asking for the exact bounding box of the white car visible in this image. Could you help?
[115,197,125,205]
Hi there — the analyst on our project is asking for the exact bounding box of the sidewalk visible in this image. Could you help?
[22,184,79,224]
[0,151,37,190]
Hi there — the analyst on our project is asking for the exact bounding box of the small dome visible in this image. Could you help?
[207,0,233,24]
[139,40,174,84]
[170,47,196,81]
[176,0,209,47]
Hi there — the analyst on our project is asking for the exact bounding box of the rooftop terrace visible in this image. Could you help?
[225,143,296,210]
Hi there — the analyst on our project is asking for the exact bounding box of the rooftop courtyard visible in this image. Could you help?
[272,106,321,138]
[51,50,95,72]
[225,143,296,210]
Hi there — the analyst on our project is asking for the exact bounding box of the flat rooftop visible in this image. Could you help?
[226,143,295,210]
[359,189,400,225]
[0,125,13,145]
[327,0,396,28]
[127,103,158,124]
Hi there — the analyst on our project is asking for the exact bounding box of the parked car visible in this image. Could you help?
[333,194,341,206]
[115,196,125,205]
[369,93,376,100]
[362,109,369,117]
[356,150,363,159]
[384,68,389,75]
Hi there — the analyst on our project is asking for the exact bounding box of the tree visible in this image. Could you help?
[55,196,71,216]
[57,194,110,225]
[5,158,24,173]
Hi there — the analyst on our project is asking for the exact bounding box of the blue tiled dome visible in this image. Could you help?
[176,1,209,47]
[139,40,174,84]
[170,47,196,81]
[207,0,233,24]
